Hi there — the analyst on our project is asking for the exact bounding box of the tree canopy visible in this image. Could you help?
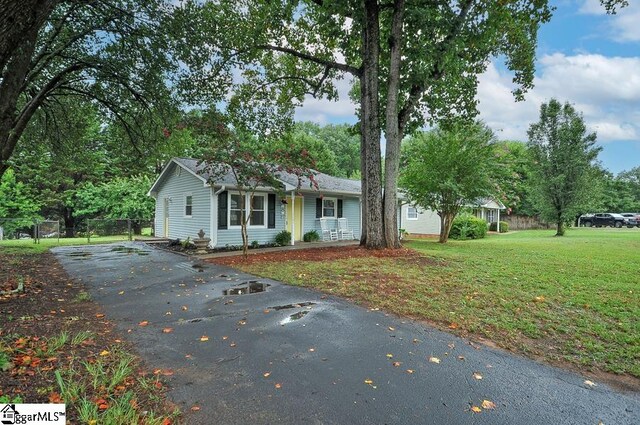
[527,99,602,236]
[400,122,497,243]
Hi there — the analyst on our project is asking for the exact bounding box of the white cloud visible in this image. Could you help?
[294,77,357,123]
[580,0,640,42]
[477,53,640,143]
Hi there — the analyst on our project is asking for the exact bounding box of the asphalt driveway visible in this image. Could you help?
[52,243,639,424]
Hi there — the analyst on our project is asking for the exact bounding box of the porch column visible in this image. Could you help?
[290,190,295,246]
[497,208,500,233]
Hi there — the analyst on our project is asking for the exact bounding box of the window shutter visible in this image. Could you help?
[316,198,322,218]
[337,199,343,218]
[218,191,228,229]
[267,194,276,229]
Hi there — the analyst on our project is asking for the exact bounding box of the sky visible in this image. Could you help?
[293,0,640,175]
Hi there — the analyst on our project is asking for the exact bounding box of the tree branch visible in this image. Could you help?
[256,44,362,77]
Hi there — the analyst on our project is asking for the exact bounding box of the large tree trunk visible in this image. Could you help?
[360,0,385,249]
[382,0,405,249]
[63,207,75,238]
[0,28,38,178]
[439,213,455,243]
[555,221,564,236]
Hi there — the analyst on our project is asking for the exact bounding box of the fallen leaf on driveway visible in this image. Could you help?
[386,353,393,358]
[470,406,482,413]
[308,348,315,352]
[263,372,271,378]
[392,362,401,367]
[162,328,173,334]
[181,305,188,311]
[406,369,414,374]
[191,405,200,411]
[364,379,373,385]
[481,400,496,410]
[222,336,228,340]
[95,314,105,318]
[473,372,483,380]
[584,380,597,387]
[428,357,441,364]
[274,383,282,389]
[199,336,209,342]
[230,342,237,347]
[118,291,125,295]
[138,321,149,327]
[388,326,395,331]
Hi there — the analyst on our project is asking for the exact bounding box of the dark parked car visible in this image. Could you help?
[580,213,631,228]
[620,213,640,228]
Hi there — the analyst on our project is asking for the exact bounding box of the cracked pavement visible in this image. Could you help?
[52,242,639,424]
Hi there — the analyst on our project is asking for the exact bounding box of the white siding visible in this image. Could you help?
[400,204,441,235]
[153,163,212,241]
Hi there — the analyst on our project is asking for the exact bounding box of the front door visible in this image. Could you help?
[163,198,170,237]
[287,197,303,241]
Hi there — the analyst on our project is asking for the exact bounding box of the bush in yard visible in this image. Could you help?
[449,214,487,240]
[303,230,320,242]
[489,221,509,233]
[274,230,292,246]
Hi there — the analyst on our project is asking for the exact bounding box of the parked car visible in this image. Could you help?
[580,213,631,228]
[620,213,640,228]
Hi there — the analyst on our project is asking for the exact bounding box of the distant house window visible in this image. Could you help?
[323,198,336,218]
[407,207,418,220]
[229,193,244,226]
[185,195,193,217]
[250,195,265,226]
[486,209,496,223]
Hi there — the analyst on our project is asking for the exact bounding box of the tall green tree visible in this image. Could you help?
[527,99,601,236]
[399,122,497,243]
[0,0,176,177]
[171,0,557,249]
[492,141,536,216]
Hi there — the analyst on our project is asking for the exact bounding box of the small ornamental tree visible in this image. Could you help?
[192,110,318,257]
[400,122,497,243]
[527,99,601,236]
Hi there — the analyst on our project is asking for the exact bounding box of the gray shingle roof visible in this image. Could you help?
[173,157,361,195]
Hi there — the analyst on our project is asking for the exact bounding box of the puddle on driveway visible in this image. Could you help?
[223,281,270,295]
[66,251,92,259]
[110,246,150,255]
[270,302,316,311]
[280,310,309,325]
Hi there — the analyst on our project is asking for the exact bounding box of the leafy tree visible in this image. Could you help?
[194,110,318,257]
[617,166,640,209]
[75,176,155,234]
[596,168,640,213]
[399,122,497,243]
[292,122,361,178]
[0,168,41,238]
[172,0,557,249]
[492,141,536,216]
[527,99,601,236]
[0,0,176,177]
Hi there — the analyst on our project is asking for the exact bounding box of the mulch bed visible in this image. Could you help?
[0,252,177,423]
[207,245,437,266]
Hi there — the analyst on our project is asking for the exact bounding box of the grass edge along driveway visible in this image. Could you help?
[229,229,640,381]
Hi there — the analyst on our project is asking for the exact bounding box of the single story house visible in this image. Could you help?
[399,197,506,236]
[147,158,362,247]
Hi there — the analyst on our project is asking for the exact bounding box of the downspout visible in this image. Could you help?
[290,190,295,246]
[211,185,226,248]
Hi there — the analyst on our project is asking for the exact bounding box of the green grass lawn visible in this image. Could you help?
[0,236,130,254]
[236,228,640,378]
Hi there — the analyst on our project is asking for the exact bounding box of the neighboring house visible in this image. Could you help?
[398,197,507,236]
[147,158,362,247]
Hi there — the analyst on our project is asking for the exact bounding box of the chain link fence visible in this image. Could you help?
[0,218,154,245]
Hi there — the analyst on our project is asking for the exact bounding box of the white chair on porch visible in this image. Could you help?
[337,218,354,240]
[319,218,338,241]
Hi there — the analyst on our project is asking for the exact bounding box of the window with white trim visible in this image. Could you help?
[323,197,336,218]
[407,206,418,220]
[250,194,265,226]
[228,192,268,228]
[229,193,244,226]
[486,209,496,223]
[185,194,193,217]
